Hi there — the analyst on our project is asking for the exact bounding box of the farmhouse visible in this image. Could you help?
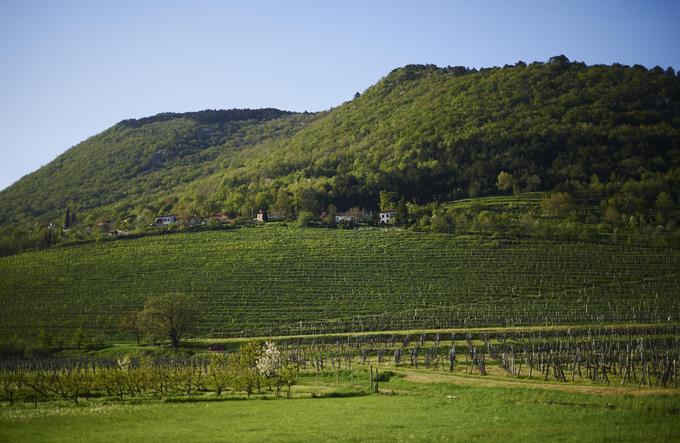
[256,209,286,222]
[379,210,397,224]
[334,207,373,224]
[154,215,177,227]
[335,212,353,223]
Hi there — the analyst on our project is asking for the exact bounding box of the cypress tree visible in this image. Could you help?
[64,207,70,229]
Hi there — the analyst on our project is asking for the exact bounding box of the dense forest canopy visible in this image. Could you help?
[0,56,679,252]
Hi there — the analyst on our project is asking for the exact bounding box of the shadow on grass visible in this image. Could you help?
[163,390,373,403]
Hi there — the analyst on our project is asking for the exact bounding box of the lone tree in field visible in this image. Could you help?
[138,293,201,348]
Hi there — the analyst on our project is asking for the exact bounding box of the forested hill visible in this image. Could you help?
[0,108,314,225]
[1,56,679,233]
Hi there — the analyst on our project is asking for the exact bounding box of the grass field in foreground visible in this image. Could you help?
[1,368,679,442]
[1,226,679,341]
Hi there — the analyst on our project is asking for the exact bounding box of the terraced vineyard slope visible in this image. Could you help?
[1,226,678,342]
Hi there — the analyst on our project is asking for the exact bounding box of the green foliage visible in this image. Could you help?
[2,57,679,254]
[496,171,516,193]
[72,327,86,350]
[379,191,397,212]
[602,169,680,230]
[239,340,265,369]
[324,204,337,226]
[540,192,575,217]
[279,362,299,398]
[296,210,314,227]
[207,352,235,396]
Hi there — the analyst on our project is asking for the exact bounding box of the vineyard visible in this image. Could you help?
[272,324,680,387]
[1,226,679,342]
[1,324,678,410]
[3,334,680,442]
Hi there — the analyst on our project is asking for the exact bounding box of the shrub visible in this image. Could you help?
[540,192,574,217]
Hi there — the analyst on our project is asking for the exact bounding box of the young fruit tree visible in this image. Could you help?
[256,341,282,394]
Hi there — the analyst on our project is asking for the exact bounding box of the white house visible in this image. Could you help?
[154,215,177,227]
[256,209,268,222]
[379,210,397,224]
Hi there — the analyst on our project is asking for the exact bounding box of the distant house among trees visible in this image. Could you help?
[379,210,397,224]
[267,211,286,221]
[256,209,285,222]
[212,213,231,224]
[155,215,177,227]
[335,212,353,223]
[335,207,373,224]
[184,215,206,227]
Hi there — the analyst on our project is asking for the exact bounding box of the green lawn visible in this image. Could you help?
[2,372,679,442]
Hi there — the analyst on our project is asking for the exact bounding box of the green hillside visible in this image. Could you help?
[1,56,679,253]
[0,109,315,226]
[1,56,679,345]
[1,225,678,343]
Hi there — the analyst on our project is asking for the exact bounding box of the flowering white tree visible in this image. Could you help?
[256,341,282,378]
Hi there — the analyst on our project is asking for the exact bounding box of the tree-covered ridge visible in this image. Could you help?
[0,56,679,241]
[0,109,316,225]
[225,57,679,209]
[118,108,294,128]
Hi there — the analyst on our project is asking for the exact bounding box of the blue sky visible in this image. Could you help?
[1,0,679,191]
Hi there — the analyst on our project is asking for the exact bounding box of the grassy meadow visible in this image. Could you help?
[1,367,679,442]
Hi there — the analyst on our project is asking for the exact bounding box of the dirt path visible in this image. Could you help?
[391,367,680,397]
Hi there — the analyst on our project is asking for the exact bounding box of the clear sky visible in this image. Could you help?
[1,0,679,191]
